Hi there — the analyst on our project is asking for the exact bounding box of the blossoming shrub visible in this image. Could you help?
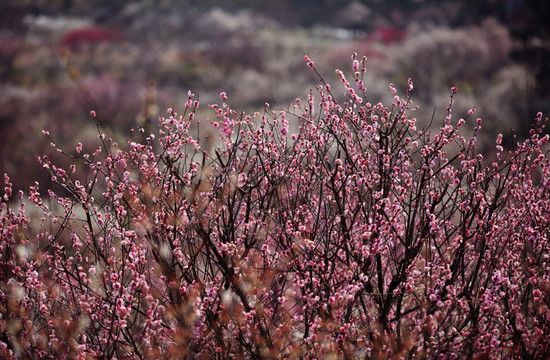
[1,55,550,359]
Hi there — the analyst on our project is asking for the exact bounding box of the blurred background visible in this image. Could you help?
[1,0,549,191]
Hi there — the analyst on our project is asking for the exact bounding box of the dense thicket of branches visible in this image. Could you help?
[1,56,549,358]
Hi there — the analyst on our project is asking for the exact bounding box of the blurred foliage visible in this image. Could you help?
[0,0,548,192]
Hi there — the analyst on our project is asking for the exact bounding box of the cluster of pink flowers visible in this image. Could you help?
[1,55,549,358]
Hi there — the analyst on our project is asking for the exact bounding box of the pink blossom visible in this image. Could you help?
[1,54,548,359]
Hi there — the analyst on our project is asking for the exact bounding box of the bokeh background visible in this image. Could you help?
[1,0,549,191]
